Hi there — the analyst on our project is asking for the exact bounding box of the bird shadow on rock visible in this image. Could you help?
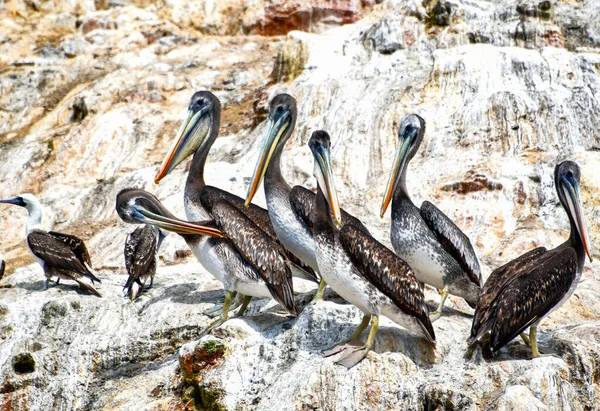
[14,279,101,297]
[467,337,563,364]
[139,283,225,309]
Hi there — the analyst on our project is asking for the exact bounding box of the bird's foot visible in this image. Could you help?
[322,339,363,357]
[520,332,531,346]
[429,310,442,323]
[199,316,228,338]
[335,344,372,369]
[203,298,242,318]
[531,349,560,359]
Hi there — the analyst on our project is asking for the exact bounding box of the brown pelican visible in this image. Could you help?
[154,91,318,302]
[0,194,101,296]
[469,161,593,357]
[116,188,298,333]
[380,115,482,321]
[123,225,167,300]
[309,130,435,368]
[245,94,370,302]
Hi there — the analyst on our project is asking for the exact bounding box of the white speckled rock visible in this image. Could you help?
[1,0,599,409]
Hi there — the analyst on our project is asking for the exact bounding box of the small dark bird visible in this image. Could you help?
[469,161,593,357]
[123,224,167,300]
[0,194,101,296]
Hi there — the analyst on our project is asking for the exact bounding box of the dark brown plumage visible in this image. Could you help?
[27,229,101,296]
[290,185,371,235]
[339,224,435,342]
[212,200,297,315]
[469,161,592,357]
[124,225,158,300]
[203,185,318,283]
[470,247,547,342]
[489,248,577,350]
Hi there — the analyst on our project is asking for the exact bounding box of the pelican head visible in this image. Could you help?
[380,114,426,218]
[154,91,221,184]
[308,130,342,227]
[116,188,223,238]
[555,161,593,262]
[245,93,297,207]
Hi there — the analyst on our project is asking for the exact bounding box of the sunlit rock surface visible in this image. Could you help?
[1,0,599,409]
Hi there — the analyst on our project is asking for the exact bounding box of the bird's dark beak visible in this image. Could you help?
[155,104,211,184]
[0,196,26,207]
[311,143,342,227]
[561,176,593,262]
[245,108,292,208]
[132,205,223,238]
[380,127,416,218]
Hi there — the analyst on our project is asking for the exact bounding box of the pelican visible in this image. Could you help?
[154,91,318,298]
[469,161,593,357]
[380,114,482,320]
[116,188,298,333]
[309,130,435,368]
[245,94,370,302]
[0,194,101,296]
[123,225,168,300]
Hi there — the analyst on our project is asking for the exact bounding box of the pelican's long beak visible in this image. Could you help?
[380,129,415,218]
[244,108,292,208]
[562,176,593,262]
[155,104,211,184]
[0,197,26,207]
[312,143,342,227]
[132,205,223,238]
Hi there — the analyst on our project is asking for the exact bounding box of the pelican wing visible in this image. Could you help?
[290,185,371,235]
[420,201,481,286]
[28,231,99,282]
[488,247,577,351]
[202,185,318,283]
[200,186,278,239]
[124,225,158,291]
[339,224,435,342]
[212,200,297,315]
[470,247,547,342]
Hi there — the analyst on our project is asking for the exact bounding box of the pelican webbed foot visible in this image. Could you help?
[335,316,379,369]
[323,314,371,357]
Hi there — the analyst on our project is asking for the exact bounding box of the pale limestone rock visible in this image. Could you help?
[0,0,599,409]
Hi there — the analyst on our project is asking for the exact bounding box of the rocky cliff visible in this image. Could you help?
[0,0,599,409]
